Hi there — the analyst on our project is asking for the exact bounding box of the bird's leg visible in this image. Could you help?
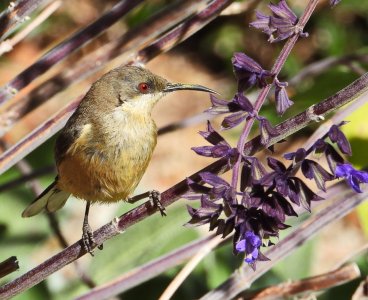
[82,202,103,255]
[128,190,166,216]
[149,190,166,216]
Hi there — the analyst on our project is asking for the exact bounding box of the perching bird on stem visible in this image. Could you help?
[22,65,217,254]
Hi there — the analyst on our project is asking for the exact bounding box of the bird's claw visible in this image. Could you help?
[149,190,166,216]
[82,222,97,256]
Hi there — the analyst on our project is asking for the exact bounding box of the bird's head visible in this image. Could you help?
[101,65,218,114]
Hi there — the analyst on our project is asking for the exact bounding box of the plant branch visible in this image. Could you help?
[0,0,144,107]
[0,257,19,279]
[0,141,96,288]
[0,72,367,298]
[159,235,224,300]
[239,263,360,299]
[75,234,230,300]
[0,165,54,193]
[352,277,368,300]
[136,0,234,63]
[289,53,368,86]
[0,1,60,56]
[199,186,368,300]
[0,0,48,40]
[0,96,81,175]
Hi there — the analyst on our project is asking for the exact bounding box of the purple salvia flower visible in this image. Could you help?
[274,79,294,115]
[182,177,211,201]
[328,123,352,156]
[284,147,307,163]
[186,195,223,227]
[330,0,341,7]
[207,93,253,114]
[301,159,334,191]
[250,11,274,36]
[251,0,307,43]
[269,0,298,21]
[206,94,232,114]
[198,121,226,144]
[260,157,324,210]
[192,121,238,162]
[235,231,262,264]
[268,0,301,42]
[247,157,268,183]
[233,92,254,112]
[258,117,279,145]
[199,172,237,206]
[221,93,254,129]
[200,172,230,189]
[335,163,368,193]
[291,177,324,211]
[249,185,298,223]
[221,112,247,130]
[206,93,254,130]
[324,144,345,173]
[312,139,328,157]
[232,52,272,92]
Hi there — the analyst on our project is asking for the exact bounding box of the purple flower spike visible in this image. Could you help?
[235,231,262,264]
[335,163,368,193]
[192,121,238,164]
[274,80,294,115]
[232,52,272,92]
[206,94,231,114]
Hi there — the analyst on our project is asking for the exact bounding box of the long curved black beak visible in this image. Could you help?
[163,83,219,95]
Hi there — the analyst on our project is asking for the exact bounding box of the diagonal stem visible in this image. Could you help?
[0,0,49,40]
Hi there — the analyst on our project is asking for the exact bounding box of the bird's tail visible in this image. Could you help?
[22,180,70,217]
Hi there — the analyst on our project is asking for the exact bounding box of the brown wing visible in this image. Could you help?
[54,112,86,165]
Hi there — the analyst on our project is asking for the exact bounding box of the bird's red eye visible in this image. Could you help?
[138,82,149,93]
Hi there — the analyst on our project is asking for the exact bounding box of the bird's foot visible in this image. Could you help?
[82,222,103,255]
[82,222,95,256]
[149,190,166,216]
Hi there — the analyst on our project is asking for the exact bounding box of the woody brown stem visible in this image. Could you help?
[239,263,360,299]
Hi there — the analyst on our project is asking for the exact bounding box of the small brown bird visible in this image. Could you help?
[22,65,216,253]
